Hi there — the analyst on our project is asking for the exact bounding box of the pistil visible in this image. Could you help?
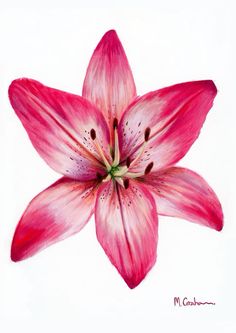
[90,124,153,188]
[113,166,128,177]
[112,118,120,167]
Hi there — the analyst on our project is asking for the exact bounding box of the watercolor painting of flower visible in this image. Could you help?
[9,30,223,289]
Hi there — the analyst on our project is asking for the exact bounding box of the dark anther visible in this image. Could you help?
[90,129,96,140]
[144,127,151,142]
[124,178,130,189]
[113,118,118,129]
[96,172,103,180]
[144,162,154,175]
[126,156,131,168]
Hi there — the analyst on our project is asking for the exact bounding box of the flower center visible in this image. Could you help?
[109,165,120,178]
[90,119,153,188]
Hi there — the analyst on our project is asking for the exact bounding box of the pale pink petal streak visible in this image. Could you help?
[9,78,111,180]
[82,30,136,131]
[119,80,217,172]
[11,178,97,261]
[144,167,223,231]
[95,180,158,288]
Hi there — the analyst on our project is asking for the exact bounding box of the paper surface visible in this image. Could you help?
[0,1,235,332]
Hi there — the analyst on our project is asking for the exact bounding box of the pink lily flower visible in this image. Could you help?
[9,30,223,289]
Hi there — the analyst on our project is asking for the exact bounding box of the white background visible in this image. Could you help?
[0,1,235,332]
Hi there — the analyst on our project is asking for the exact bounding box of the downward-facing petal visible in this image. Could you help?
[144,167,223,231]
[95,180,158,288]
[119,80,217,172]
[9,78,111,180]
[82,30,136,132]
[11,178,97,261]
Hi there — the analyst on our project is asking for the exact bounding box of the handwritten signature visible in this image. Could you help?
[174,297,215,307]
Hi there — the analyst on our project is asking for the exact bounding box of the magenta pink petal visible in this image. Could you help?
[11,178,97,261]
[82,30,136,132]
[144,167,223,231]
[118,80,217,173]
[95,180,158,288]
[9,78,111,180]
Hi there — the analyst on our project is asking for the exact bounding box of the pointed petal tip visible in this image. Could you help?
[8,78,35,98]
[8,78,20,95]
[96,29,122,53]
[9,77,29,88]
[11,253,21,263]
[10,244,24,263]
[126,279,141,289]
[10,232,32,262]
[216,224,223,232]
[102,29,118,39]
[199,80,217,96]
[124,254,157,289]
[212,202,224,232]
[215,216,224,232]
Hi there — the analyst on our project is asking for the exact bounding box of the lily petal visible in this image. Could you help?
[144,167,223,231]
[119,80,217,172]
[9,78,111,180]
[11,178,97,261]
[95,180,158,288]
[82,30,136,132]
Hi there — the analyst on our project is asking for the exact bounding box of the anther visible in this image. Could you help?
[90,128,96,140]
[124,178,130,189]
[126,156,131,168]
[90,128,111,171]
[96,172,103,179]
[113,118,118,129]
[144,162,154,175]
[144,127,151,142]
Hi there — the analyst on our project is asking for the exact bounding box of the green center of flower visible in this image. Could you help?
[109,165,120,178]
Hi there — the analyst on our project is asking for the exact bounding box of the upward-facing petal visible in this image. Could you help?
[95,180,158,288]
[82,30,136,132]
[119,80,217,173]
[11,178,97,261]
[9,78,111,180]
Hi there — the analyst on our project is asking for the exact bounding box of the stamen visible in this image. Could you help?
[112,118,120,167]
[144,127,151,141]
[144,162,154,175]
[90,128,111,171]
[126,156,131,168]
[129,143,146,167]
[124,172,143,179]
[115,177,125,187]
[102,174,111,182]
[125,162,154,178]
[129,127,151,168]
[124,178,129,189]
[113,118,118,129]
[90,128,96,140]
[96,172,103,179]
